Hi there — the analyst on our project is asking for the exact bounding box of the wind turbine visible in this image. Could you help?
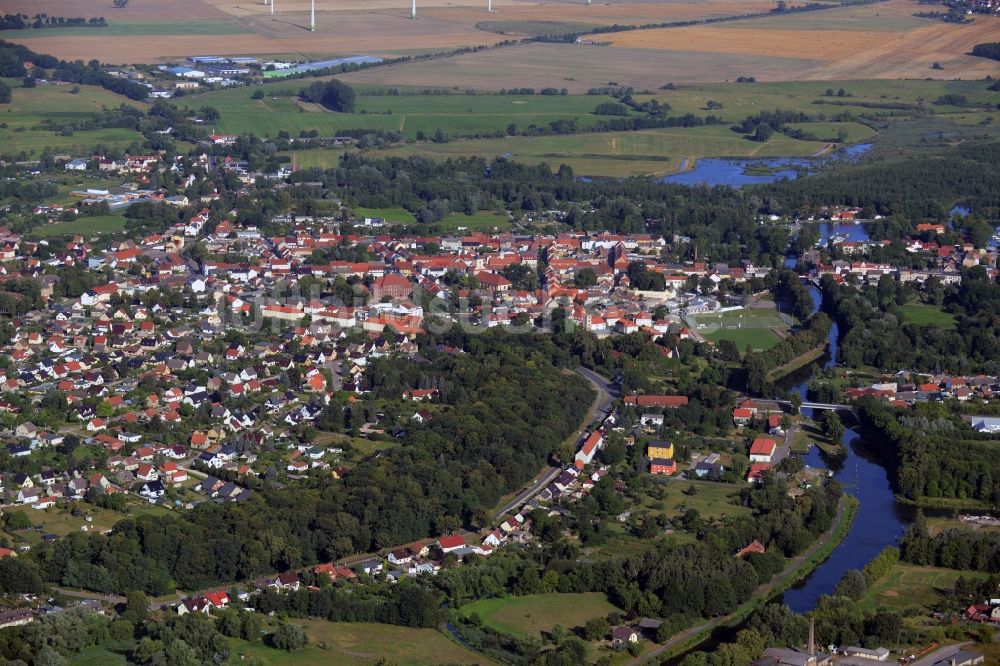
[411,0,416,18]
[488,0,493,11]
[310,0,315,30]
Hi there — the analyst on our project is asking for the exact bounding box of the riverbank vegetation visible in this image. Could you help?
[855,397,1000,508]
[901,511,1000,573]
[821,267,1000,375]
[679,539,995,665]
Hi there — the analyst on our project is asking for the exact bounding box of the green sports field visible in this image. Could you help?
[351,207,509,231]
[459,593,618,638]
[704,327,781,353]
[354,207,418,224]
[29,214,127,238]
[691,308,789,329]
[694,308,790,353]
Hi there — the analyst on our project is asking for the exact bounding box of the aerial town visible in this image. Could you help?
[0,0,999,663]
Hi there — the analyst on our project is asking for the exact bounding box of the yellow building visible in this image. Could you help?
[647,441,674,460]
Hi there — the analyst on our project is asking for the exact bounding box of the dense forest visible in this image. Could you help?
[29,331,593,595]
[855,397,1000,505]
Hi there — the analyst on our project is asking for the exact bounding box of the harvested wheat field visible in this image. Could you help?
[2,0,812,63]
[424,0,778,31]
[800,14,1000,79]
[606,25,894,60]
[603,0,1000,79]
[339,41,823,91]
[4,0,998,78]
[15,11,493,62]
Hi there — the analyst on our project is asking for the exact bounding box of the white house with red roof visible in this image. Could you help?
[437,535,466,554]
[749,437,777,464]
[575,430,604,469]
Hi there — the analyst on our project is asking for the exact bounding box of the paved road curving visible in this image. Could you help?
[491,366,615,521]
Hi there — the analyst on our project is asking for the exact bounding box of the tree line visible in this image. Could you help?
[901,511,1000,572]
[855,397,1000,505]
[971,42,1000,61]
[0,40,147,100]
[0,13,107,29]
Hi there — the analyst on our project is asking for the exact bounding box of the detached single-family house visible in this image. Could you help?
[437,535,466,554]
[177,597,211,616]
[611,626,639,649]
[748,437,777,464]
[140,480,165,500]
[575,430,603,469]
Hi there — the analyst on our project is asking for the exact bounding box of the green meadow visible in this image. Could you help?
[855,562,987,613]
[459,593,618,638]
[895,303,958,330]
[6,75,994,177]
[184,85,629,139]
[634,79,1000,122]
[29,214,127,238]
[0,82,144,157]
[349,207,510,230]
[374,124,836,177]
[228,620,487,665]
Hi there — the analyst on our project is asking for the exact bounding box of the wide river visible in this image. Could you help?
[774,259,914,612]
